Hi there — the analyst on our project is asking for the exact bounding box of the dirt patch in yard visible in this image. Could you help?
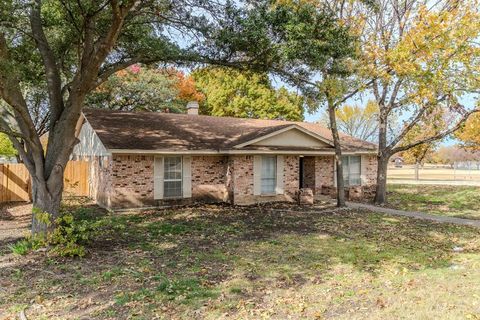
[0,202,31,247]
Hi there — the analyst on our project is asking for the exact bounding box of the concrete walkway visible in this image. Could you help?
[347,201,480,228]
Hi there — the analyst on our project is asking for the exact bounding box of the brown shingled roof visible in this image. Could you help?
[82,109,377,152]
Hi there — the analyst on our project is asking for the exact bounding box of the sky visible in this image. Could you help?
[297,89,477,147]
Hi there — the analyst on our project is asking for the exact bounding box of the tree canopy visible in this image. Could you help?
[456,112,480,150]
[86,66,203,113]
[319,100,378,142]
[0,0,354,233]
[192,67,304,121]
[0,133,16,158]
[355,0,480,203]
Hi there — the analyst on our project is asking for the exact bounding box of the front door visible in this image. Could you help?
[299,157,305,189]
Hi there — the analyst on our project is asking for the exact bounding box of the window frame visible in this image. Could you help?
[163,156,183,198]
[261,155,277,195]
[341,155,361,187]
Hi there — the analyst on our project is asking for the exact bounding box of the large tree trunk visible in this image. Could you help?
[374,103,390,205]
[30,167,65,235]
[374,156,389,204]
[327,99,346,207]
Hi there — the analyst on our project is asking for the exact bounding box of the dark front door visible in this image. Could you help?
[299,157,305,189]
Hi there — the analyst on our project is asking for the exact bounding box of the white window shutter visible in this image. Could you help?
[183,156,192,198]
[253,155,262,195]
[275,155,284,194]
[154,156,164,200]
[360,155,367,185]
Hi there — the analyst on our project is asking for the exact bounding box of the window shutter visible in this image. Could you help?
[154,156,164,199]
[275,155,284,194]
[253,155,262,195]
[183,156,192,198]
[360,155,367,185]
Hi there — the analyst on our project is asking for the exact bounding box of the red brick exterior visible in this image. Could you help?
[363,154,378,185]
[191,156,228,202]
[90,152,377,209]
[110,155,155,208]
[315,156,335,195]
[284,155,299,200]
[303,156,316,190]
[229,155,254,205]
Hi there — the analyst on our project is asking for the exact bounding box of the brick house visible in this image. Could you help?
[73,106,378,209]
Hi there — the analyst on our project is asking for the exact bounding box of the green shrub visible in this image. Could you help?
[9,236,44,255]
[10,207,104,257]
[47,211,103,257]
[9,240,32,255]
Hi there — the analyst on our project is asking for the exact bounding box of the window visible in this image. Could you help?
[342,155,361,186]
[164,156,182,198]
[261,156,276,194]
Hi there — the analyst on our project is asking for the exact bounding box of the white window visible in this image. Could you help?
[164,156,182,198]
[342,155,361,186]
[261,156,277,194]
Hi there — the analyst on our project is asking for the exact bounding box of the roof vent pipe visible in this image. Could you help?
[186,101,199,115]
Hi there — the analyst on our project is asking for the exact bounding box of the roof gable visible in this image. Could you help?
[234,125,333,149]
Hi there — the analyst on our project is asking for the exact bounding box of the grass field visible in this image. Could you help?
[387,184,480,220]
[1,203,480,319]
[388,165,480,181]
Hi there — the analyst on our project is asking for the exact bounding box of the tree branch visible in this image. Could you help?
[30,0,64,128]
[391,108,479,154]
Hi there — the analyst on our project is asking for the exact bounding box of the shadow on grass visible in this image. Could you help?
[1,203,479,319]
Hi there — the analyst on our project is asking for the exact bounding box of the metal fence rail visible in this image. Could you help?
[388,163,480,183]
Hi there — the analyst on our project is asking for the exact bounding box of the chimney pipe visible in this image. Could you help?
[186,101,199,115]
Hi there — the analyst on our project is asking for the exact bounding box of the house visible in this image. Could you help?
[391,156,404,168]
[73,104,378,209]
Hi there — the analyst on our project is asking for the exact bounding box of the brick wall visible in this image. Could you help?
[229,155,300,205]
[191,156,228,202]
[95,152,377,209]
[230,155,254,204]
[314,155,335,195]
[303,156,316,189]
[284,155,299,200]
[363,154,377,185]
[110,154,155,208]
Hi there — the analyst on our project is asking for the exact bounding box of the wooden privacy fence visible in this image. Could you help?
[0,161,90,203]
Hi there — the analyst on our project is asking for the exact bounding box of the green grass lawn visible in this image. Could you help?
[1,203,480,319]
[387,184,480,220]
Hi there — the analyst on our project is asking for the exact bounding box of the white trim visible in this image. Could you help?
[360,155,367,185]
[108,149,377,156]
[232,125,334,148]
[253,156,262,195]
[154,156,164,199]
[275,155,284,194]
[182,156,192,198]
[109,149,219,155]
